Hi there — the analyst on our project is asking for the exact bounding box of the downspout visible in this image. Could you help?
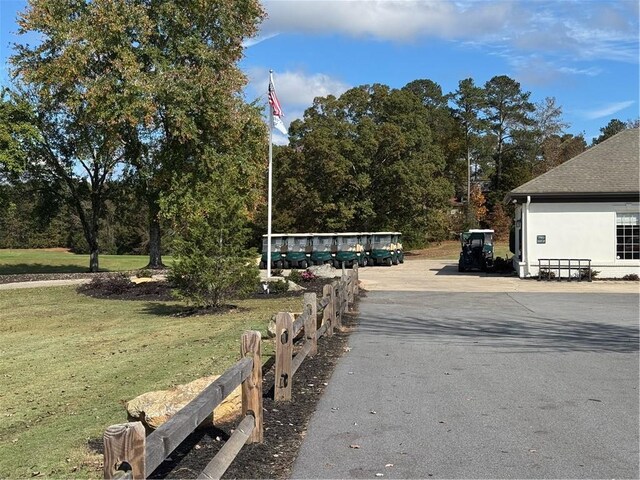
[523,195,531,277]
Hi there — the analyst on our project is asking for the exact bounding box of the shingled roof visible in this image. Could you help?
[506,128,639,202]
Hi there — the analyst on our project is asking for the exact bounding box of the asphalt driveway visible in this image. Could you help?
[292,283,639,478]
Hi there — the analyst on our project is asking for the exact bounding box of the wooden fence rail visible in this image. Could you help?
[274,266,359,401]
[103,330,263,480]
[102,265,360,478]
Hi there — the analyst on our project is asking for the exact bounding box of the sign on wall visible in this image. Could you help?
[536,235,546,244]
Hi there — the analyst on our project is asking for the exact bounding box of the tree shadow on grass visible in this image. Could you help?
[142,302,189,317]
[360,310,639,353]
[0,263,94,275]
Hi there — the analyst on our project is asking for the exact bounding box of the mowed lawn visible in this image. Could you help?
[0,286,300,478]
[0,249,165,275]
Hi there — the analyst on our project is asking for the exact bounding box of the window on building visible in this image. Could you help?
[616,213,639,260]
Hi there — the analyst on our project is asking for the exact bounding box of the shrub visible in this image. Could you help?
[168,254,259,308]
[538,268,556,280]
[268,279,289,294]
[272,268,284,277]
[78,273,132,295]
[286,269,303,284]
[576,268,599,280]
[301,270,317,282]
[493,256,514,273]
[622,273,639,281]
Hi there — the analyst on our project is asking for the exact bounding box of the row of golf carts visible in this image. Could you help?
[260,232,404,269]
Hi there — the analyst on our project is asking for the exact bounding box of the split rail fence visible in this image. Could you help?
[102,265,359,479]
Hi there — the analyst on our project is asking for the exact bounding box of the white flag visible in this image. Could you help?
[268,73,288,135]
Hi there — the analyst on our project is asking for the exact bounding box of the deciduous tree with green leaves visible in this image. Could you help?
[8,0,148,271]
[273,83,453,245]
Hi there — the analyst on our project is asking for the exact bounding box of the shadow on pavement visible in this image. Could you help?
[360,311,639,353]
[432,264,517,278]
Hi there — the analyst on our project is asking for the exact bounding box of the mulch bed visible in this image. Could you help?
[147,307,360,479]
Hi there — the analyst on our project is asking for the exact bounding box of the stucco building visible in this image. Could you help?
[505,128,639,279]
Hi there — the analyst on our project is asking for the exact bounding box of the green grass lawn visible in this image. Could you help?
[0,249,170,275]
[0,286,299,478]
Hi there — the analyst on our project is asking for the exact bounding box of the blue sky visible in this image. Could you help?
[2,0,639,144]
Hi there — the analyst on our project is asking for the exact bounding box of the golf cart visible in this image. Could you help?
[259,234,287,269]
[334,232,366,268]
[283,233,313,268]
[391,232,404,264]
[309,233,336,265]
[370,232,397,266]
[458,229,495,272]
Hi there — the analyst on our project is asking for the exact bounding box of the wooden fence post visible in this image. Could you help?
[322,285,333,335]
[303,293,318,356]
[103,422,146,479]
[274,312,294,401]
[323,284,336,337]
[335,281,343,330]
[353,264,359,296]
[241,330,263,443]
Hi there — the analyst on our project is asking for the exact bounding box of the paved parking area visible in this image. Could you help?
[291,262,639,479]
[357,258,640,293]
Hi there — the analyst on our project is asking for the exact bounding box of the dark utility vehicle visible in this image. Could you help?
[458,229,495,272]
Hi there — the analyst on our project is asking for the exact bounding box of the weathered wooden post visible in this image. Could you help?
[103,422,146,479]
[241,330,263,443]
[274,312,294,401]
[334,280,344,329]
[353,264,359,296]
[322,284,334,337]
[303,293,318,356]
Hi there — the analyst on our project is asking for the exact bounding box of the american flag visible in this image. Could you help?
[268,80,283,117]
[268,72,287,135]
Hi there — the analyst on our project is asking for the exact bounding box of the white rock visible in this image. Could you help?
[308,264,339,278]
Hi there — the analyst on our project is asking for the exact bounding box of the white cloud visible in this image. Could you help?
[258,0,639,80]
[242,32,280,48]
[583,100,636,120]
[261,0,513,42]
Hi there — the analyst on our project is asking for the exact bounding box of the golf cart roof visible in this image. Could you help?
[467,229,494,233]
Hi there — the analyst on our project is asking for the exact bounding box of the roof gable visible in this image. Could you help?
[507,128,639,200]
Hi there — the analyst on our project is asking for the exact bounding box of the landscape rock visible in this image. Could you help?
[286,280,305,291]
[308,264,339,278]
[126,375,241,431]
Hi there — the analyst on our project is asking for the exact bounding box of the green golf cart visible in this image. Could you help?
[369,232,397,266]
[391,232,404,264]
[334,233,365,268]
[259,234,287,269]
[458,229,495,272]
[283,233,313,268]
[309,233,336,265]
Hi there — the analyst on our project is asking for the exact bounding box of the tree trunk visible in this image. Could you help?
[146,195,164,269]
[89,239,99,272]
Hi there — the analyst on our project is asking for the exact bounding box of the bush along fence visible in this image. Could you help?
[102,264,360,479]
[275,264,359,401]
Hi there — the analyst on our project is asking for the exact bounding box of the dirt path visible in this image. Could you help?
[358,258,639,294]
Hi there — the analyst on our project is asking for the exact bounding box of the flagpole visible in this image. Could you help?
[267,70,274,281]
